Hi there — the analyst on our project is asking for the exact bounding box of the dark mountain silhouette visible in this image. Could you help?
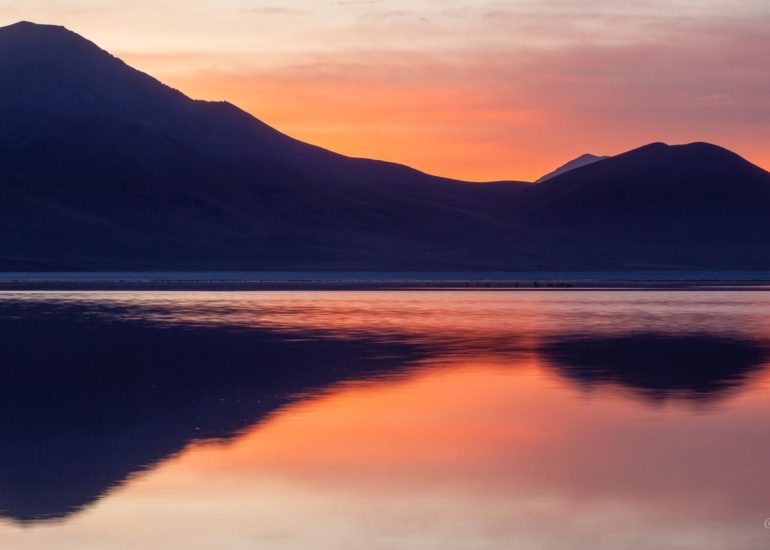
[0,21,535,270]
[536,153,609,183]
[503,142,770,269]
[2,21,770,270]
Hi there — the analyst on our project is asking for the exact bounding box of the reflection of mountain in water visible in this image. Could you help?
[0,300,428,524]
[2,298,769,525]
[541,333,769,402]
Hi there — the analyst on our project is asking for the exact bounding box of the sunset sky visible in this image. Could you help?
[2,0,768,181]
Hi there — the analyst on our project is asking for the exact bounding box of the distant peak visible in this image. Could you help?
[537,153,609,183]
[575,153,603,160]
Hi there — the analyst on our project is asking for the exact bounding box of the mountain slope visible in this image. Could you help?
[0,21,534,270]
[0,21,522,188]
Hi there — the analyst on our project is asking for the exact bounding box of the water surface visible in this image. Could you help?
[0,290,769,549]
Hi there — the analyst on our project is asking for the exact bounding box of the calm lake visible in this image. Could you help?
[1,290,769,549]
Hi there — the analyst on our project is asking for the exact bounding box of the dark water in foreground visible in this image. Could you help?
[0,290,769,549]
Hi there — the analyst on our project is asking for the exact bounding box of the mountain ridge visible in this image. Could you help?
[0,21,522,185]
[1,21,769,271]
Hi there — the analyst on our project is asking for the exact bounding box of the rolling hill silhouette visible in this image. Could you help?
[506,142,770,268]
[1,21,770,270]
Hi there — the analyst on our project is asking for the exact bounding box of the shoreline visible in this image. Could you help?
[1,271,770,291]
[1,279,770,291]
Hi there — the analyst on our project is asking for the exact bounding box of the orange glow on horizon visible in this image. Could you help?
[141,67,558,182]
[122,54,770,183]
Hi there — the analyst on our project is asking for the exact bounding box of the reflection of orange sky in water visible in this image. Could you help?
[172,358,770,483]
[182,359,559,472]
[3,291,770,548]
[57,357,768,550]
